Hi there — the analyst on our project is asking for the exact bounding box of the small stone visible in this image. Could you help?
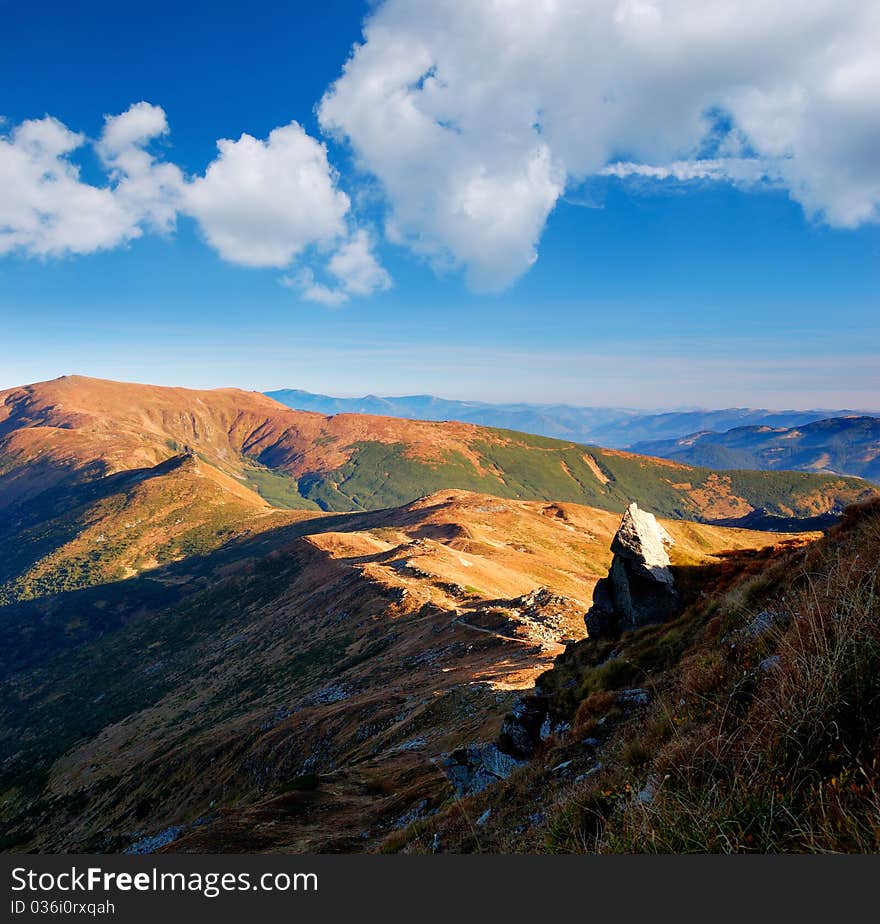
[617,688,650,706]
[574,762,603,782]
[539,714,553,740]
[745,609,783,639]
[637,775,660,805]
[440,743,524,797]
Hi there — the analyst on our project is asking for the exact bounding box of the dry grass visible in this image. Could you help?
[583,499,880,853]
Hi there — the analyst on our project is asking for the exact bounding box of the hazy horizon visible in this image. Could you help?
[2,368,878,416]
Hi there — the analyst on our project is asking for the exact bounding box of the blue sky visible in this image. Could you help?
[1,0,878,408]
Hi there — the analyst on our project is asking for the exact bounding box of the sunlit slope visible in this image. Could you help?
[0,452,306,605]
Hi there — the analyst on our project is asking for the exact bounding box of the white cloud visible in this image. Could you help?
[319,0,880,288]
[183,122,350,268]
[327,229,392,297]
[286,268,349,307]
[97,102,184,234]
[283,229,391,305]
[0,108,392,304]
[99,101,169,154]
[0,115,137,257]
[599,157,782,185]
[0,103,184,259]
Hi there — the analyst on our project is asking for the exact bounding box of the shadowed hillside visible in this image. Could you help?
[0,374,876,854]
[386,499,880,854]
[0,487,809,853]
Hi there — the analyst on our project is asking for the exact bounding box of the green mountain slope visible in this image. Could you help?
[1,378,875,546]
[291,428,875,527]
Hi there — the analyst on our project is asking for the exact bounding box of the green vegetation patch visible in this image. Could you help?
[243,463,320,510]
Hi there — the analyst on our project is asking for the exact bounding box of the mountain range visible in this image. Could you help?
[1,375,878,852]
[632,416,880,482]
[2,377,872,567]
[265,387,878,450]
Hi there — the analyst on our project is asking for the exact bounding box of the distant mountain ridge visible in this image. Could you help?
[2,377,873,535]
[265,388,877,449]
[632,416,880,483]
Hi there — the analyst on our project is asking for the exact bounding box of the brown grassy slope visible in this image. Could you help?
[0,393,810,611]
[0,487,805,853]
[317,491,819,624]
[1,376,873,521]
[0,453,311,604]
[389,500,880,854]
[0,374,489,501]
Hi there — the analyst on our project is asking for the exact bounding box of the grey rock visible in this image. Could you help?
[441,743,524,798]
[637,774,661,805]
[394,799,429,829]
[617,688,650,706]
[586,502,679,636]
[745,609,784,639]
[304,683,354,706]
[124,826,182,855]
[499,695,548,759]
[574,762,603,782]
[391,736,428,752]
[539,714,553,741]
[612,503,675,581]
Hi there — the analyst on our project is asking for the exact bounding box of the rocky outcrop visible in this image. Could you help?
[496,692,576,760]
[585,502,679,636]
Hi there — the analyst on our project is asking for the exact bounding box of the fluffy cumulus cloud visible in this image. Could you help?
[184,123,350,268]
[0,104,182,258]
[3,3,877,297]
[97,102,184,234]
[319,0,880,289]
[0,105,390,302]
[285,230,392,306]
